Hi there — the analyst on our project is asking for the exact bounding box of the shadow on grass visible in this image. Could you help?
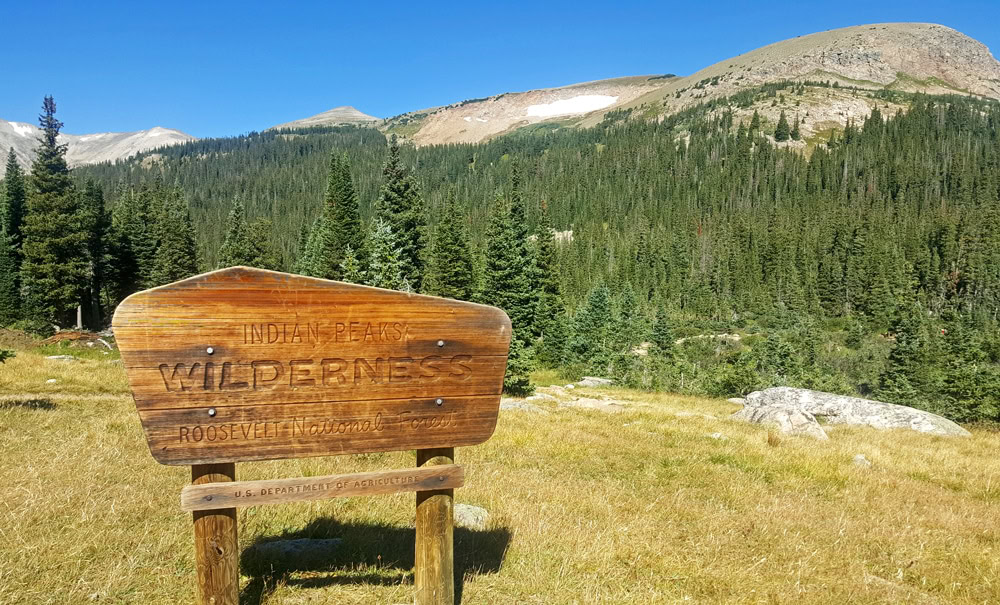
[0,398,56,410]
[240,516,511,604]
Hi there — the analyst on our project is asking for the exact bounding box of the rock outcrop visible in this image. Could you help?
[732,404,829,440]
[738,387,970,437]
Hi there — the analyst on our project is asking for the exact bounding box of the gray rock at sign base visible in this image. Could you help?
[454,504,489,531]
[576,376,613,387]
[727,397,746,405]
[743,387,971,437]
[46,355,77,362]
[853,454,873,468]
[732,405,829,440]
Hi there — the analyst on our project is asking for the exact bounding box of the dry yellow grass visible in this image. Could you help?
[1,351,998,604]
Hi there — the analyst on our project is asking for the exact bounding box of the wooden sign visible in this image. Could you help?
[115,267,507,605]
[181,464,464,511]
[113,267,511,466]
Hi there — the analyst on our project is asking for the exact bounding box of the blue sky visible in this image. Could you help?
[1,0,998,138]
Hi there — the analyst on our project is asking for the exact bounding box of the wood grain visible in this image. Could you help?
[113,267,511,465]
[415,448,455,605]
[181,464,464,511]
[192,463,238,605]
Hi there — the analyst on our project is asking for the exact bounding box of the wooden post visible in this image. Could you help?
[192,463,239,605]
[415,447,455,605]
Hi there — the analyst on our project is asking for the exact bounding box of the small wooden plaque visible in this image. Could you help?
[113,267,511,465]
[180,465,465,511]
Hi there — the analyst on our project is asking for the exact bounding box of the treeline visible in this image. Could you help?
[6,89,1000,422]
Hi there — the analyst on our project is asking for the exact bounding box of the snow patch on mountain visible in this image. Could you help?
[526,95,618,118]
[10,122,34,137]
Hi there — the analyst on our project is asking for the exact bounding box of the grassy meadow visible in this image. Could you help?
[1,345,999,604]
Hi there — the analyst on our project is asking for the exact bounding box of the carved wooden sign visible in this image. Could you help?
[113,267,511,466]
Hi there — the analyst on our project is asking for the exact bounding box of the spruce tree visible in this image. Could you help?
[247,217,282,271]
[483,192,535,343]
[2,148,26,255]
[217,197,253,267]
[151,189,199,285]
[317,153,364,279]
[571,284,613,373]
[774,110,791,142]
[365,217,408,291]
[508,164,539,334]
[376,136,426,290]
[339,245,365,284]
[108,184,157,296]
[533,200,569,365]
[79,180,110,326]
[535,293,571,367]
[0,231,20,324]
[790,116,801,141]
[878,304,926,405]
[650,305,675,359]
[20,96,90,325]
[294,217,327,277]
[426,193,475,300]
[503,332,535,396]
[614,282,643,353]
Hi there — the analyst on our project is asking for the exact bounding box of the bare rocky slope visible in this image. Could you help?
[0,119,194,178]
[370,23,1000,146]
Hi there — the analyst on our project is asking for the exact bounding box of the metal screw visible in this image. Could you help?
[436,340,445,347]
[208,408,216,417]
[205,495,213,501]
[435,398,444,406]
[206,347,214,355]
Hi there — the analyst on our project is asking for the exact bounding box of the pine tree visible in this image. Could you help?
[790,116,801,141]
[0,231,20,324]
[774,110,791,142]
[247,217,282,270]
[365,217,408,291]
[2,148,27,255]
[151,188,199,285]
[375,136,426,289]
[483,192,535,343]
[20,96,91,325]
[426,193,475,300]
[217,197,253,267]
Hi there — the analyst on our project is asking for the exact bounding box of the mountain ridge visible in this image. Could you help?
[3,22,999,174]
[0,119,195,178]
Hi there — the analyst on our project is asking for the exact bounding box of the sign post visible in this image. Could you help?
[113,267,511,604]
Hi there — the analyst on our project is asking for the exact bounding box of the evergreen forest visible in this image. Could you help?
[5,86,1000,424]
